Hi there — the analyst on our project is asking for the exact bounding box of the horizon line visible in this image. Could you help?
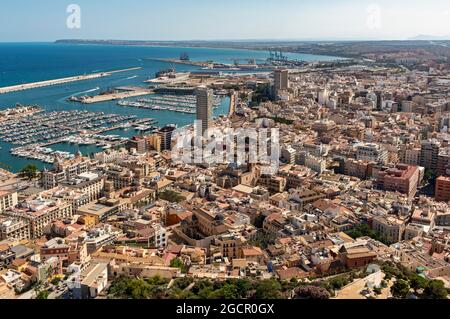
[2,37,450,44]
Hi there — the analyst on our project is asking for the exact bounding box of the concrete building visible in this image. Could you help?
[157,125,177,151]
[84,225,122,254]
[42,153,92,189]
[146,133,162,152]
[356,143,388,164]
[344,159,370,180]
[77,198,125,224]
[435,210,450,227]
[281,146,296,164]
[437,148,450,177]
[304,153,327,174]
[0,190,18,214]
[420,139,440,171]
[274,69,289,92]
[372,216,406,244]
[377,164,420,199]
[0,217,30,241]
[435,176,450,203]
[318,88,329,106]
[40,238,69,263]
[62,173,105,203]
[151,224,167,249]
[127,136,147,154]
[0,244,15,269]
[69,262,108,299]
[196,87,214,136]
[4,198,72,239]
[215,232,246,260]
[403,147,421,166]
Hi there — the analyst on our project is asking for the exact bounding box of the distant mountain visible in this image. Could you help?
[409,34,450,41]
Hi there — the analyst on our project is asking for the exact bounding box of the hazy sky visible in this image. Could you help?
[1,0,450,41]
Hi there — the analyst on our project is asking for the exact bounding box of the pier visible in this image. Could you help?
[80,88,154,104]
[228,93,237,116]
[0,67,142,94]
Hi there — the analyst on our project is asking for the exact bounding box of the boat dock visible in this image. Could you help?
[38,118,155,147]
[0,67,142,94]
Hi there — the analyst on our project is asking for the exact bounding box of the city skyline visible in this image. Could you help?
[1,0,450,42]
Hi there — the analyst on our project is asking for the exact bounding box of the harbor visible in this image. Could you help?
[68,86,154,104]
[0,67,142,94]
[0,107,160,164]
[0,44,293,172]
[0,109,143,146]
[117,94,222,114]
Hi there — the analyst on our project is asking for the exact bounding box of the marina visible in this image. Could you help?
[0,106,162,165]
[117,94,222,114]
[0,110,143,146]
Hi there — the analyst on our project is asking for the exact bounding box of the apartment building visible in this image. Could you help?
[356,143,388,165]
[0,217,31,241]
[372,215,406,244]
[0,190,18,214]
[437,147,450,177]
[420,139,440,171]
[377,164,420,199]
[274,69,289,92]
[344,159,370,180]
[258,175,287,193]
[215,232,246,260]
[4,198,73,239]
[42,154,92,189]
[435,176,450,203]
[304,153,327,175]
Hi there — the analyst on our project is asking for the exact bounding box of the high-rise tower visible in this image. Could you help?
[196,87,214,136]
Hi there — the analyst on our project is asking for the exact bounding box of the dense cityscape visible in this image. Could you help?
[1,1,450,308]
[0,40,449,301]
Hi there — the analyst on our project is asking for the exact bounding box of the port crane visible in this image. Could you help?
[269,50,288,61]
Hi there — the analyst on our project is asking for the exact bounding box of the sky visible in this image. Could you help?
[1,0,450,42]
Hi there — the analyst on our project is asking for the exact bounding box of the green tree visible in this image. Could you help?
[108,276,169,299]
[346,224,383,242]
[170,258,189,274]
[159,190,184,203]
[424,280,448,299]
[409,274,427,293]
[255,279,283,299]
[36,290,50,300]
[373,287,382,295]
[391,279,410,299]
[329,275,351,291]
[20,164,38,180]
[208,284,240,299]
[294,286,331,300]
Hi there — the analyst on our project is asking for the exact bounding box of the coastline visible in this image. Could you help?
[53,40,346,60]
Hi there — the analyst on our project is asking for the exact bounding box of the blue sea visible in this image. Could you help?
[0,43,339,172]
